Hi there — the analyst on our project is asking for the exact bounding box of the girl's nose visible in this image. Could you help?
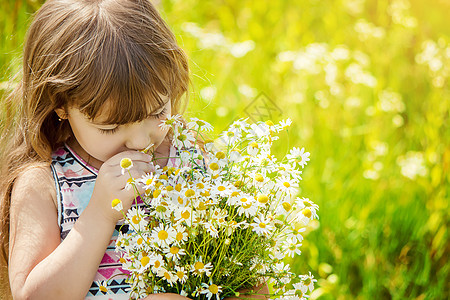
[125,122,152,151]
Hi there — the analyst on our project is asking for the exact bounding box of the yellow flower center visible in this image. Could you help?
[198,202,207,210]
[176,270,185,279]
[175,183,182,192]
[283,181,290,188]
[181,211,190,219]
[249,141,258,148]
[132,215,141,224]
[196,182,204,189]
[209,163,219,171]
[99,285,108,293]
[170,246,180,254]
[154,260,161,268]
[215,151,225,159]
[194,261,204,270]
[141,256,150,267]
[176,232,184,241]
[257,194,269,204]
[302,208,312,218]
[158,230,169,240]
[259,222,266,228]
[282,202,292,211]
[146,178,153,185]
[255,173,264,182]
[164,271,171,280]
[265,120,274,126]
[218,185,226,191]
[137,238,144,245]
[120,158,132,169]
[240,198,248,203]
[209,284,219,294]
[243,203,252,209]
[153,189,161,198]
[111,198,121,208]
[185,189,195,197]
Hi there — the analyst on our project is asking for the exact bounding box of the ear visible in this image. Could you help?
[54,107,68,119]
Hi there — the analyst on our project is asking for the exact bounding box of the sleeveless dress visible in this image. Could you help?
[50,143,206,299]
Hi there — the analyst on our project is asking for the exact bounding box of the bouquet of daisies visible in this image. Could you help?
[113,115,318,300]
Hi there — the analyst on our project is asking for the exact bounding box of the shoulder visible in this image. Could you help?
[11,164,57,212]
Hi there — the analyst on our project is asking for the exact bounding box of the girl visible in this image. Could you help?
[1,0,194,299]
[0,0,269,299]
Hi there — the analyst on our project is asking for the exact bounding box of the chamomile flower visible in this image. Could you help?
[300,272,317,292]
[174,224,189,245]
[187,117,214,132]
[150,253,165,273]
[163,245,186,261]
[174,207,195,227]
[283,238,302,258]
[159,114,183,131]
[111,198,123,211]
[278,118,292,130]
[95,280,109,294]
[175,266,189,284]
[201,281,222,300]
[286,147,310,168]
[157,268,177,286]
[251,215,273,236]
[276,176,299,196]
[237,197,258,217]
[125,207,148,230]
[151,224,176,247]
[191,258,213,277]
[120,158,133,175]
[286,224,306,243]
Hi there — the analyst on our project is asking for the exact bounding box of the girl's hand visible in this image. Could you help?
[225,283,270,300]
[89,151,155,224]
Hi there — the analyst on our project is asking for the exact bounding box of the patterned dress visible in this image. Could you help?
[50,143,205,299]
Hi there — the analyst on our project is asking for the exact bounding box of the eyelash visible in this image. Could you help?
[99,127,119,135]
[99,108,167,134]
[150,107,167,119]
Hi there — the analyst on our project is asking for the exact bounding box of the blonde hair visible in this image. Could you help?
[0,0,191,266]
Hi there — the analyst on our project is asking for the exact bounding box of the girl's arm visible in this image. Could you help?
[9,151,154,300]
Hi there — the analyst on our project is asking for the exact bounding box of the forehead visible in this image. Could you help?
[90,94,170,125]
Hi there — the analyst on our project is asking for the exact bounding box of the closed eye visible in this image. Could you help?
[99,127,119,134]
[150,107,167,119]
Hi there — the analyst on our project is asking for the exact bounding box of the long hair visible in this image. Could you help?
[0,0,191,267]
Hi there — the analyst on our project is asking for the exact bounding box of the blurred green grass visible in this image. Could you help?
[1,0,449,299]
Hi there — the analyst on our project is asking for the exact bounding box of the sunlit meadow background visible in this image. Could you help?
[1,0,449,299]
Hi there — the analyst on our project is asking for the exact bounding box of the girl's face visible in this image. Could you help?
[61,97,172,169]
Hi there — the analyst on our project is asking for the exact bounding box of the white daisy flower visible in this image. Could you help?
[174,224,189,245]
[175,266,189,284]
[159,114,183,131]
[95,280,109,294]
[163,245,186,261]
[191,258,213,277]
[174,207,195,227]
[201,281,222,300]
[283,238,302,258]
[157,268,177,286]
[202,221,219,238]
[236,197,258,217]
[149,253,165,273]
[250,215,273,236]
[125,207,148,230]
[151,224,176,247]
[187,117,214,132]
[276,175,299,196]
[286,224,306,243]
[120,157,133,175]
[300,272,317,292]
[279,118,293,130]
[286,147,310,168]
